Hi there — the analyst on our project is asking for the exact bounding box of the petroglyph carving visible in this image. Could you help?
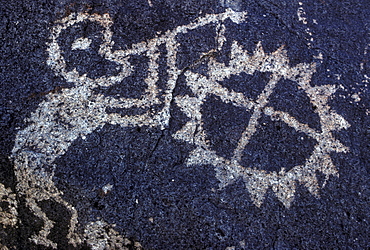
[8,7,350,247]
[173,40,350,208]
[10,8,351,247]
[0,183,18,228]
[10,9,247,247]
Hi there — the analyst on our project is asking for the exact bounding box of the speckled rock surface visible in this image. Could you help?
[1,0,369,249]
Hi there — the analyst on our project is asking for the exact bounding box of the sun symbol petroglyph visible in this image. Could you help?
[8,7,351,248]
[173,39,351,208]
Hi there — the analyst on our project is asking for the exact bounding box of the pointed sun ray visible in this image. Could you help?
[173,39,350,208]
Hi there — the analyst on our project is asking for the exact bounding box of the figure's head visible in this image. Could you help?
[47,12,131,88]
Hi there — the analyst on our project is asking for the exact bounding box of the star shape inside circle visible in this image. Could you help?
[173,41,350,208]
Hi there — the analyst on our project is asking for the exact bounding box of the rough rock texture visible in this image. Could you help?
[1,0,369,249]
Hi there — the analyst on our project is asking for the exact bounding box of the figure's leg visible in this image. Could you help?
[12,87,108,247]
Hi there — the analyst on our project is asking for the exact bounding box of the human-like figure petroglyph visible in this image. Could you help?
[9,7,351,248]
[10,9,247,248]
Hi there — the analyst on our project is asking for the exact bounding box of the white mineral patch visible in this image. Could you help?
[297,7,308,25]
[351,93,361,102]
[102,183,113,194]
